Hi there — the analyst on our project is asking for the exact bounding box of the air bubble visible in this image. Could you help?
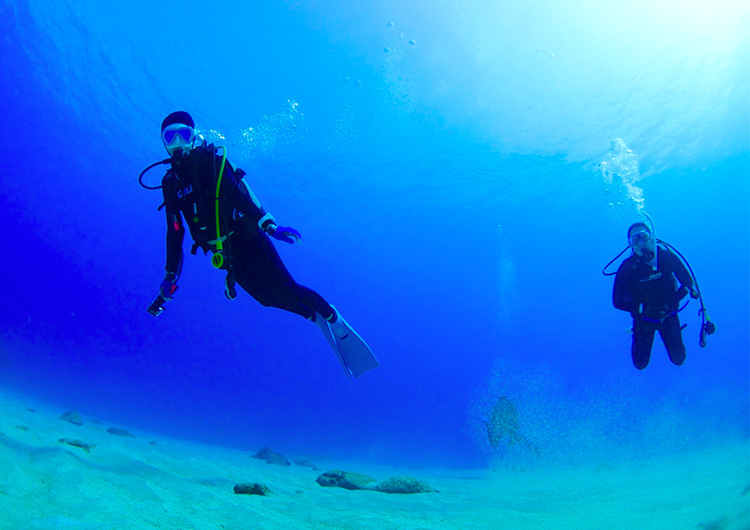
[409,39,416,45]
[384,47,390,53]
[342,76,350,83]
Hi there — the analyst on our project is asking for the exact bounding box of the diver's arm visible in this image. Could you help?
[664,248,694,302]
[613,267,638,315]
[220,162,276,232]
[162,189,185,276]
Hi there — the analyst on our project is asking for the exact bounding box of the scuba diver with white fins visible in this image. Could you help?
[604,214,716,370]
[139,111,379,379]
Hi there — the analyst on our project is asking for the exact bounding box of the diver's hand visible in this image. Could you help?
[690,289,700,299]
[653,305,676,323]
[160,272,178,300]
[268,225,302,245]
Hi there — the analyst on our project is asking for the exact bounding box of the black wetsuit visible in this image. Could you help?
[612,245,694,369]
[161,142,334,320]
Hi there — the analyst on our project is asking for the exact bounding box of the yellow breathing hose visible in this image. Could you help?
[211,147,228,269]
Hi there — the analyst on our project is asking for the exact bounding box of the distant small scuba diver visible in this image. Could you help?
[486,396,540,456]
[139,111,378,378]
[604,217,715,370]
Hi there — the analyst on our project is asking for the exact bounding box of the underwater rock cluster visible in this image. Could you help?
[315,470,376,490]
[251,446,291,466]
[59,410,83,426]
[233,483,272,496]
[57,438,94,452]
[106,427,136,438]
[316,470,437,494]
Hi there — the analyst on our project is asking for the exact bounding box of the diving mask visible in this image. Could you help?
[629,230,652,247]
[162,124,195,156]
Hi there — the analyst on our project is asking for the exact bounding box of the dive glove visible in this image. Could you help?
[160,272,178,300]
[268,225,302,244]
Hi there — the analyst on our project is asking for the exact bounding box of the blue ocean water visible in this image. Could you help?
[0,0,747,470]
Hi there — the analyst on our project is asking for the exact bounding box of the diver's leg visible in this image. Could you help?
[232,229,334,320]
[631,318,656,370]
[660,315,687,366]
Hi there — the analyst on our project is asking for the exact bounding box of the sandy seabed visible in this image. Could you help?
[0,388,748,530]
